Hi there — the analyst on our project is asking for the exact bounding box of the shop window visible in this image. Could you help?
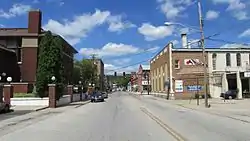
[174,60,180,69]
[226,53,231,66]
[236,53,241,66]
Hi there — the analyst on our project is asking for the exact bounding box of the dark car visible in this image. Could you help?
[91,92,104,102]
[102,92,108,99]
[220,90,237,99]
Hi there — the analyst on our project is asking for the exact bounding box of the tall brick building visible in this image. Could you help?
[0,10,77,93]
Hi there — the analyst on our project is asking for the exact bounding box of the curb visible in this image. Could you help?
[35,106,49,111]
[74,100,90,108]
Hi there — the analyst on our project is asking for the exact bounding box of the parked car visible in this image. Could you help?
[102,92,108,99]
[0,101,10,113]
[220,90,237,99]
[91,92,104,102]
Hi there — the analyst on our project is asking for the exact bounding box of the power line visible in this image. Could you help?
[105,59,149,73]
[206,38,250,46]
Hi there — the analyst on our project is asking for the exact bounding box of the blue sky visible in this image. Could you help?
[1,0,250,74]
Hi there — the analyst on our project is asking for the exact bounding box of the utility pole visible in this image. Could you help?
[198,0,209,108]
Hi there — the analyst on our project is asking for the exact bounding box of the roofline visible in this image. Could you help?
[151,42,172,62]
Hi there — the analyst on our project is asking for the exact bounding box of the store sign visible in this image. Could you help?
[175,80,183,92]
[244,72,250,77]
[142,81,150,85]
[187,85,202,91]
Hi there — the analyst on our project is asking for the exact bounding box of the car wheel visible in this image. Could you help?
[4,104,10,113]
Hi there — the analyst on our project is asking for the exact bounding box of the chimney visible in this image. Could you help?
[181,33,188,48]
[28,9,42,34]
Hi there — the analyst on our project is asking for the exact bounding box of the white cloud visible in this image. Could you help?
[79,42,140,57]
[0,4,31,18]
[172,40,179,45]
[206,10,220,20]
[113,58,131,65]
[138,23,173,41]
[212,0,248,20]
[239,28,250,37]
[232,11,248,20]
[0,24,4,27]
[43,9,135,45]
[220,43,249,48]
[104,63,139,74]
[107,15,136,32]
[157,0,193,19]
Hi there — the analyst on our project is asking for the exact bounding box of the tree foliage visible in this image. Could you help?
[36,31,65,99]
[72,59,97,89]
[116,77,130,87]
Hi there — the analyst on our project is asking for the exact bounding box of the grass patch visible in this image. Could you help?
[14,93,37,98]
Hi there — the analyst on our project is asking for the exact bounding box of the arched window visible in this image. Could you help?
[212,53,217,70]
[226,53,231,66]
[236,53,241,66]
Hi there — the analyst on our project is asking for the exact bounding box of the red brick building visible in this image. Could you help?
[0,10,78,93]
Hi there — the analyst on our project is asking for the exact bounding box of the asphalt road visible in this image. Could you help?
[0,92,250,141]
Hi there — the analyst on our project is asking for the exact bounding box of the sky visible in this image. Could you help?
[1,0,250,74]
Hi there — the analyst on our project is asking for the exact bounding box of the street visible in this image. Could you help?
[0,92,250,141]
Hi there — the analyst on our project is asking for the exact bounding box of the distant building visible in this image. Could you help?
[0,10,77,93]
[94,59,104,91]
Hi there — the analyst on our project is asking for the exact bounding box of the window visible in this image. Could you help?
[226,53,231,66]
[236,53,241,66]
[174,59,180,69]
[212,53,217,70]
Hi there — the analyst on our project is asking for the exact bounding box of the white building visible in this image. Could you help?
[207,48,250,98]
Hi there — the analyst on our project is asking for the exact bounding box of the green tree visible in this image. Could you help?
[36,31,65,99]
[72,60,81,85]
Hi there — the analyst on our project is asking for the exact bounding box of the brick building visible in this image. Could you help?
[0,10,77,93]
[95,59,104,91]
[150,34,207,99]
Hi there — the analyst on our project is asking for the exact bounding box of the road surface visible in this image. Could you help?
[0,92,250,141]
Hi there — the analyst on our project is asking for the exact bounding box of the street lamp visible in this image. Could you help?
[7,77,12,84]
[164,21,200,31]
[79,81,82,100]
[51,76,56,82]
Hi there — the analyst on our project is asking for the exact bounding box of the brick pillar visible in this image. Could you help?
[48,84,56,108]
[3,85,13,105]
[67,85,73,102]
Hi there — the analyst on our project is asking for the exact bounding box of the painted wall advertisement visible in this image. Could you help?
[175,80,183,93]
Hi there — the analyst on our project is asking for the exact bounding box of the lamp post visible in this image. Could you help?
[79,81,82,100]
[51,76,56,82]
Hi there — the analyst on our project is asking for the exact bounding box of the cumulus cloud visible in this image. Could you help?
[157,0,193,19]
[79,42,140,57]
[212,0,248,20]
[43,9,135,45]
[239,28,250,38]
[138,23,173,41]
[206,10,220,20]
[0,4,31,18]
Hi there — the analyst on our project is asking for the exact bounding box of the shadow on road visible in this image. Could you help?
[0,109,32,121]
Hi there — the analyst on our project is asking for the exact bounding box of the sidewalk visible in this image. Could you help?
[0,100,90,137]
[129,91,250,123]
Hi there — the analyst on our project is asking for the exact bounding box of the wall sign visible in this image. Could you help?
[187,85,202,91]
[184,59,202,66]
[175,80,183,92]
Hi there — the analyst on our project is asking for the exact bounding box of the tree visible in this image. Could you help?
[72,60,81,85]
[36,31,65,99]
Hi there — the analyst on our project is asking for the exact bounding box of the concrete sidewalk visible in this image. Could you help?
[0,100,90,137]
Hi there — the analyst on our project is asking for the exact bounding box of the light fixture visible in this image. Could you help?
[7,77,12,82]
[51,76,56,81]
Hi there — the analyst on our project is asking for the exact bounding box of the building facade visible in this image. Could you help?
[150,34,250,99]
[95,59,104,91]
[0,10,77,93]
